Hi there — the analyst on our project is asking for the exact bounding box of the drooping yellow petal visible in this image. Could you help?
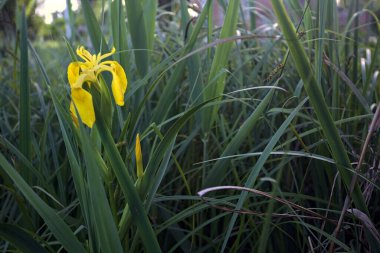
[67,62,80,87]
[135,134,144,178]
[110,62,127,106]
[70,88,95,128]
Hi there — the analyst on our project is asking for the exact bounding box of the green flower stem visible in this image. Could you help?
[118,202,131,241]
[95,112,161,253]
[119,179,141,241]
[270,0,368,212]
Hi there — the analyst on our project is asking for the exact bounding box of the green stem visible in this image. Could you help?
[95,113,162,253]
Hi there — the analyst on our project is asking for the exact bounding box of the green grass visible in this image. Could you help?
[1,0,380,252]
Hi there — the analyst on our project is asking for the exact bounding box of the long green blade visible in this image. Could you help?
[124,0,149,77]
[19,7,31,176]
[109,0,129,73]
[80,0,108,52]
[201,0,240,133]
[141,0,157,51]
[0,223,48,253]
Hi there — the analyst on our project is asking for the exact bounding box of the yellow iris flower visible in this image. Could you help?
[67,46,127,128]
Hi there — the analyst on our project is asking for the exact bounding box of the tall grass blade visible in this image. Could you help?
[80,0,108,52]
[315,0,327,89]
[0,223,48,253]
[124,0,149,77]
[180,0,202,109]
[19,7,31,176]
[109,0,129,74]
[352,0,360,84]
[65,0,75,42]
[201,0,240,134]
[141,0,157,51]
[326,0,340,119]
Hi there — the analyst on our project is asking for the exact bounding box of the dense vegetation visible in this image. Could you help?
[1,0,379,252]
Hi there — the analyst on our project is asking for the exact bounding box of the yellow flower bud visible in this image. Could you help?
[135,134,144,178]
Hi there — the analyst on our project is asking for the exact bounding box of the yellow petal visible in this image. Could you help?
[76,46,93,62]
[135,134,143,178]
[110,62,127,106]
[98,47,116,61]
[67,62,80,87]
[70,88,95,128]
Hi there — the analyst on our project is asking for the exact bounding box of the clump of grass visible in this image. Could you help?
[0,0,379,252]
